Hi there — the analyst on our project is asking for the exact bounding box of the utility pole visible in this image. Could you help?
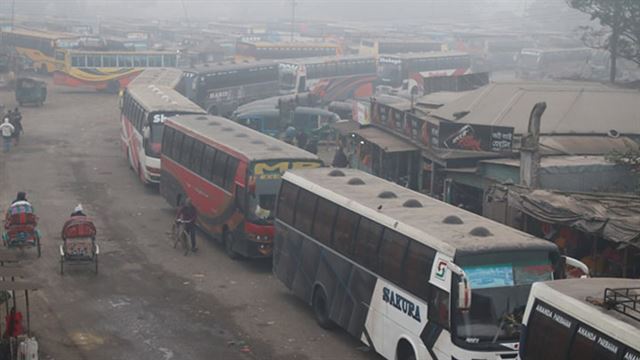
[290,0,296,42]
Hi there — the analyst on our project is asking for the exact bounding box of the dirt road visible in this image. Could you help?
[0,81,378,360]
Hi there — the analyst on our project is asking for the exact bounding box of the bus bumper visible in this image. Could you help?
[241,222,274,258]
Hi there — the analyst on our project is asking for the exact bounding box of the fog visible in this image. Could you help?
[1,0,589,32]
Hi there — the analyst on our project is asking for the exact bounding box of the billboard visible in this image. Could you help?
[438,122,513,152]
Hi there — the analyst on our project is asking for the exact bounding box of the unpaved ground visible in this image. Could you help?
[0,80,379,360]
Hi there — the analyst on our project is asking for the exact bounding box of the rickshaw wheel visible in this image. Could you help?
[94,254,98,275]
[60,257,64,275]
[36,237,41,258]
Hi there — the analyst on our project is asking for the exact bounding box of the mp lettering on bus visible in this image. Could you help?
[382,287,421,322]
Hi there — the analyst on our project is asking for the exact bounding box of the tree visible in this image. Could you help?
[567,0,640,83]
[606,144,640,194]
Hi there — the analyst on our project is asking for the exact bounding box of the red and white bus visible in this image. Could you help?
[121,83,205,184]
[278,55,377,102]
[160,114,323,258]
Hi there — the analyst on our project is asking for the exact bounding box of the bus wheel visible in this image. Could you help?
[106,80,120,94]
[397,339,416,360]
[39,64,48,74]
[312,287,335,330]
[223,230,240,260]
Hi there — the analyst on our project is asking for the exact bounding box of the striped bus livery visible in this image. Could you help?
[274,168,566,360]
[120,77,205,184]
[160,114,322,258]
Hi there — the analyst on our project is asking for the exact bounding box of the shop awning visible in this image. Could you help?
[355,127,418,153]
[494,186,640,248]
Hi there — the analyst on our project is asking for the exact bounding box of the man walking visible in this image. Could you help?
[9,108,22,145]
[0,118,15,153]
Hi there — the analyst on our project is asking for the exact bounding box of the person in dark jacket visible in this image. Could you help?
[176,198,197,251]
[331,146,349,168]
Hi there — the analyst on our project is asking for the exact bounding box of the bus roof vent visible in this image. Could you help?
[470,226,492,237]
[403,199,423,208]
[378,191,397,199]
[221,127,234,132]
[251,140,265,145]
[235,133,248,138]
[328,169,345,177]
[196,116,208,121]
[348,177,365,185]
[443,215,464,225]
[267,146,282,151]
[208,121,220,126]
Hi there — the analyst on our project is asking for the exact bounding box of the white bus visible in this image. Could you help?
[273,168,583,360]
[519,278,640,360]
[120,83,205,184]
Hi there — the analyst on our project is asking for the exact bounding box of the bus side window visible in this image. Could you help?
[378,230,410,285]
[293,189,318,235]
[428,286,450,329]
[223,157,238,191]
[171,132,184,160]
[403,241,435,300]
[311,197,337,246]
[189,141,205,174]
[568,325,621,360]
[353,218,383,272]
[201,146,217,182]
[332,208,359,256]
[523,302,573,359]
[276,181,299,226]
[212,152,228,187]
[179,136,194,165]
[162,126,174,154]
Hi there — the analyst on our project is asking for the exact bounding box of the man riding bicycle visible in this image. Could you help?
[176,198,197,252]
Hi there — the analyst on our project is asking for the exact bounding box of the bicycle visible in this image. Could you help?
[172,219,191,256]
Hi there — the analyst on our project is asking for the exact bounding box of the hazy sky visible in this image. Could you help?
[2,0,586,31]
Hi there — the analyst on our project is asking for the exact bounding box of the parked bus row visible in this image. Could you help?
[115,70,634,360]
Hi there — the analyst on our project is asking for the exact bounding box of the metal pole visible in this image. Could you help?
[24,290,30,337]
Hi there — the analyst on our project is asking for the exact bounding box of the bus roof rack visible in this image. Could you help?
[604,287,640,322]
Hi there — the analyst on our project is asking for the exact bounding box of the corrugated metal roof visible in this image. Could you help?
[166,115,321,162]
[355,126,418,153]
[430,81,640,135]
[539,136,637,156]
[481,155,612,168]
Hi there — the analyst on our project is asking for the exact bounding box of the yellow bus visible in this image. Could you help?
[53,49,180,92]
[0,28,79,73]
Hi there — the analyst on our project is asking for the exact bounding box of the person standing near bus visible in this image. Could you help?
[176,198,197,252]
[0,118,15,153]
[9,108,22,146]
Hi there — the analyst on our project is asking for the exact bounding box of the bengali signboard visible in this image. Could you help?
[438,122,513,152]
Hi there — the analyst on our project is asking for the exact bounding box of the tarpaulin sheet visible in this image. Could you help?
[501,187,640,248]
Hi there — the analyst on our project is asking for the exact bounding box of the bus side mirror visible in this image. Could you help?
[562,256,590,278]
[447,262,472,311]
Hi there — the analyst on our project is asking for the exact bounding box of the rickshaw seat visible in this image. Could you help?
[62,217,96,239]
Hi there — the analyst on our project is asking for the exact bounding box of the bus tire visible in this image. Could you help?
[107,80,120,94]
[223,229,240,260]
[39,64,48,74]
[312,286,335,330]
[397,339,416,360]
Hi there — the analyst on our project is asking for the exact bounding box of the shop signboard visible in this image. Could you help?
[438,122,513,152]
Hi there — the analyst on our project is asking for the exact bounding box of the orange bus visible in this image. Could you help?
[160,114,322,258]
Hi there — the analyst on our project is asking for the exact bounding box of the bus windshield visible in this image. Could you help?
[453,251,554,344]
[279,69,297,90]
[147,112,181,157]
[378,62,402,85]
